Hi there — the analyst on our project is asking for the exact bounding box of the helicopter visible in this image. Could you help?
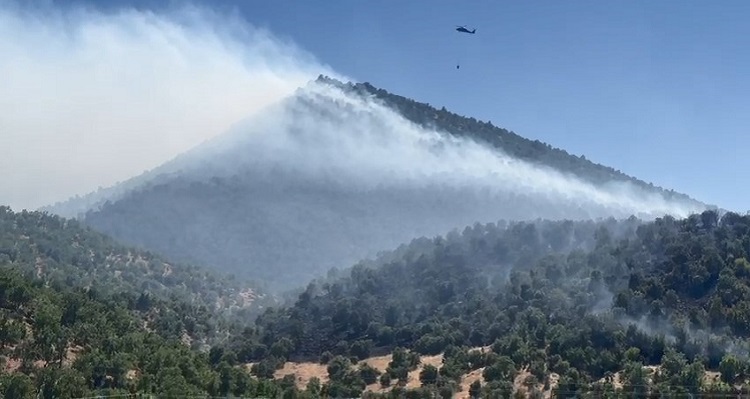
[455,25,476,69]
[455,25,476,34]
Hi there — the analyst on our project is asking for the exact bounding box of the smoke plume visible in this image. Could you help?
[2,1,706,224]
[177,79,706,220]
[0,1,338,210]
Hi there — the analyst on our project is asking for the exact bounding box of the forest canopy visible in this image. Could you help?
[225,209,750,398]
[4,203,750,397]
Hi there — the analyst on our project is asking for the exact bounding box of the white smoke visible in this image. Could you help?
[0,1,340,211]
[1,1,705,221]
[186,80,707,220]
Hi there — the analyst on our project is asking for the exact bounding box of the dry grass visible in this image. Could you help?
[704,370,721,384]
[271,353,448,392]
[2,343,83,373]
[274,361,331,389]
[361,354,394,393]
[360,354,392,374]
[261,351,447,393]
[2,357,22,373]
[595,365,661,390]
[248,351,741,398]
[456,367,485,399]
[404,354,444,389]
[544,373,560,399]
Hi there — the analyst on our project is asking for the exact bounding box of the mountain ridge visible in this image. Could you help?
[315,74,706,209]
[41,76,710,291]
[42,75,710,218]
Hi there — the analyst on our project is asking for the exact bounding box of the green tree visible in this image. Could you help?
[483,356,516,383]
[469,380,482,398]
[718,354,743,384]
[0,374,35,399]
[419,364,438,386]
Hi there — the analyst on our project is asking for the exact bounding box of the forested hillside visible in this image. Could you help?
[81,170,665,292]
[0,264,310,398]
[0,206,316,397]
[7,204,750,398]
[0,206,275,338]
[224,209,750,398]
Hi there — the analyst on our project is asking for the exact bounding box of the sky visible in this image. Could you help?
[2,0,748,212]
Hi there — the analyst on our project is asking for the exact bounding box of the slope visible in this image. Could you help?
[53,77,708,291]
[0,206,274,338]
[328,76,698,205]
[0,206,318,398]
[0,266,314,398]
[231,209,750,398]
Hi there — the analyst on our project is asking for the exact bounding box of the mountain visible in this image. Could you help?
[0,206,275,340]
[318,76,698,205]
[230,209,750,398]
[43,76,710,291]
[0,206,305,398]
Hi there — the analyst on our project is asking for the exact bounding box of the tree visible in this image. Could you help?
[359,363,381,385]
[0,374,35,399]
[719,354,744,384]
[327,356,352,381]
[307,377,322,396]
[379,372,391,388]
[420,364,438,386]
[351,339,373,360]
[0,315,26,350]
[36,367,89,399]
[483,356,516,383]
[469,380,482,398]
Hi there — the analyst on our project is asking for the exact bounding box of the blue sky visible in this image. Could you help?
[57,0,750,211]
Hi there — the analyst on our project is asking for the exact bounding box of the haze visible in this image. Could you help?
[175,79,706,221]
[0,2,336,211]
[3,1,705,223]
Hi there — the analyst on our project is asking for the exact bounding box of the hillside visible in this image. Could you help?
[0,207,315,398]
[0,266,316,398]
[0,206,275,339]
[44,77,708,291]
[225,209,750,398]
[4,206,749,397]
[0,204,416,398]
[258,349,734,399]
[318,75,702,206]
